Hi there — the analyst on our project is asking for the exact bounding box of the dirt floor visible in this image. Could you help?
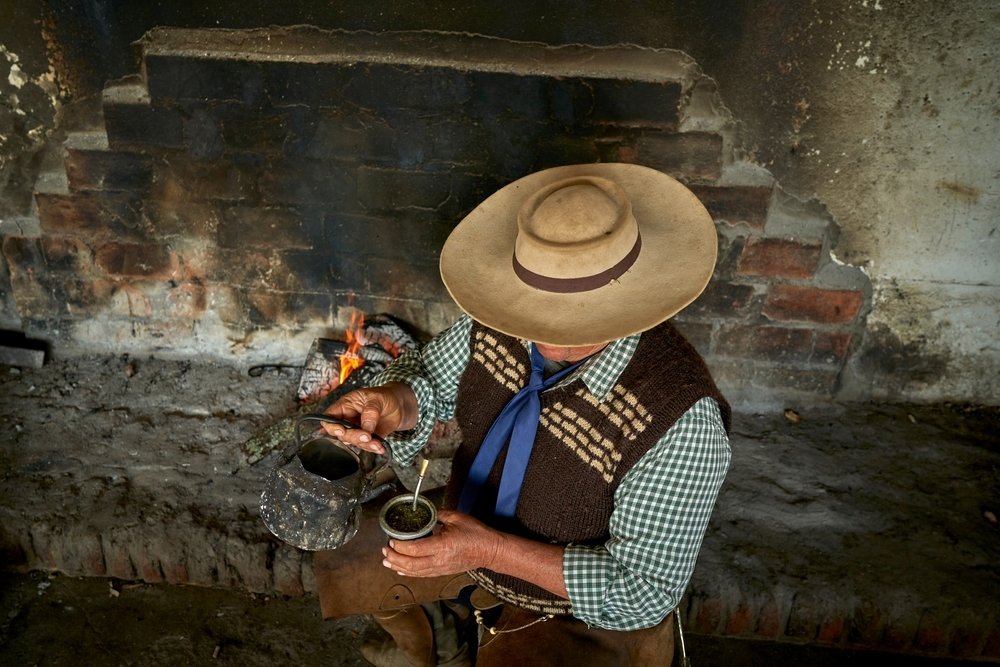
[1,354,998,665]
[0,572,992,667]
[0,571,371,666]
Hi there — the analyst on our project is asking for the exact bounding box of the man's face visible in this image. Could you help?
[533,342,608,363]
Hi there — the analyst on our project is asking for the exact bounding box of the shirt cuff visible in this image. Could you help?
[369,366,436,466]
[562,543,617,626]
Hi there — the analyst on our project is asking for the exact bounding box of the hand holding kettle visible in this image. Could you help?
[321,381,420,455]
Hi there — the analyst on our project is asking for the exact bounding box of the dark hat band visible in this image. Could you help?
[511,233,642,293]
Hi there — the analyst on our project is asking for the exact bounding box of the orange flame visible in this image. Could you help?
[338,309,365,384]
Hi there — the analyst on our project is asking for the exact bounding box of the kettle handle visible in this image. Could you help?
[294,414,393,475]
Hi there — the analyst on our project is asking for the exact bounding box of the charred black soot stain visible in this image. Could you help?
[936,180,980,203]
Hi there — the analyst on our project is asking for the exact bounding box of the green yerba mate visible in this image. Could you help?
[384,503,433,533]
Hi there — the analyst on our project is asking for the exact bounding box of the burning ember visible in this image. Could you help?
[295,312,417,405]
[339,309,366,385]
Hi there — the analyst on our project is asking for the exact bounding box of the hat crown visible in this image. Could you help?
[526,182,622,244]
[514,176,640,291]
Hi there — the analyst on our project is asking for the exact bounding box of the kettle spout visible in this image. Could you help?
[361,482,396,504]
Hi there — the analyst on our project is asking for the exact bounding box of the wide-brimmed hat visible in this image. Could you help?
[439,163,718,346]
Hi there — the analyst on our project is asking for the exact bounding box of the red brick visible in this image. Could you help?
[146,52,266,103]
[533,135,602,169]
[40,237,93,273]
[108,283,151,318]
[29,526,105,577]
[589,78,682,128]
[151,157,263,202]
[635,131,723,181]
[2,237,45,278]
[8,280,58,319]
[691,596,723,634]
[685,282,757,318]
[881,615,918,652]
[246,289,333,327]
[217,205,311,250]
[329,213,452,264]
[167,241,213,281]
[913,610,951,654]
[688,184,773,230]
[272,546,305,597]
[614,143,640,163]
[301,558,318,595]
[225,538,272,593]
[162,561,190,585]
[817,617,846,644]
[132,537,163,584]
[982,626,1000,658]
[725,602,755,635]
[219,106,292,152]
[393,59,476,109]
[786,595,821,640]
[209,249,271,285]
[184,532,224,587]
[737,238,822,279]
[143,197,223,238]
[752,366,840,394]
[206,285,250,329]
[71,531,108,577]
[763,284,863,324]
[847,599,885,648]
[103,83,185,149]
[94,242,177,279]
[133,533,192,585]
[948,611,989,658]
[63,279,116,316]
[670,319,713,356]
[814,331,853,364]
[0,524,30,570]
[367,257,451,302]
[29,523,59,570]
[167,280,209,320]
[35,192,144,238]
[101,532,138,581]
[66,148,153,192]
[257,158,354,207]
[712,233,747,279]
[715,324,813,362]
[755,598,784,638]
[357,166,452,212]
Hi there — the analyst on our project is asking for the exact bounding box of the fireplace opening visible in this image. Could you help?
[0,18,997,667]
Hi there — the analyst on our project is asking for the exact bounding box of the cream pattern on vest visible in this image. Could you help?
[583,384,654,441]
[469,569,573,616]
[539,404,621,485]
[537,384,655,484]
[472,329,527,393]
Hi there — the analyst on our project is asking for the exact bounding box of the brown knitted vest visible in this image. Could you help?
[445,321,730,615]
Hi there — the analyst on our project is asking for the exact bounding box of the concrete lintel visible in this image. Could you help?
[0,344,45,368]
[139,26,700,84]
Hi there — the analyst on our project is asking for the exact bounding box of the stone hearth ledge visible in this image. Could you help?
[0,356,996,660]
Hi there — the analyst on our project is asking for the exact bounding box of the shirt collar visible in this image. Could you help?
[528,334,640,401]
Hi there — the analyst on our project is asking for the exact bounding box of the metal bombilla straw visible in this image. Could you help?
[412,457,430,510]
[675,606,691,667]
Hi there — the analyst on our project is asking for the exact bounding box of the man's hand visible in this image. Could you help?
[382,510,503,576]
[382,509,570,600]
[321,382,418,455]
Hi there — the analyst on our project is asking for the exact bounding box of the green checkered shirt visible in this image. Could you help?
[373,315,731,631]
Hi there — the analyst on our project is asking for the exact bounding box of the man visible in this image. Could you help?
[319,163,731,666]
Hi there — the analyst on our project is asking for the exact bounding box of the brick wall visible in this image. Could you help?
[1,26,870,405]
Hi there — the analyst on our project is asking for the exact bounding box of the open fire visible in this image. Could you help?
[295,312,416,405]
[338,309,366,386]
